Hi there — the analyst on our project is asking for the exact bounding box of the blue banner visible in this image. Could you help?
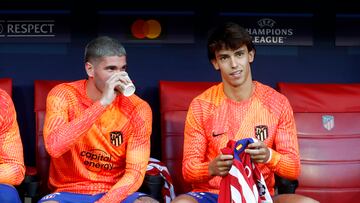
[336,14,360,46]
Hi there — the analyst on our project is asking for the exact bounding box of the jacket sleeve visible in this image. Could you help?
[43,86,106,158]
[182,99,213,183]
[266,98,300,180]
[0,90,25,185]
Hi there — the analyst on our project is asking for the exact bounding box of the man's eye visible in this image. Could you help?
[236,52,243,57]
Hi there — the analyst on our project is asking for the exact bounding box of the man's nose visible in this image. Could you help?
[115,69,125,73]
[230,56,237,68]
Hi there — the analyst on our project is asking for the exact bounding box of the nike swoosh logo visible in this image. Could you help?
[212,132,225,137]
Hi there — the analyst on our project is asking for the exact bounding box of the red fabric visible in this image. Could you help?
[0,78,12,97]
[277,83,360,112]
[218,139,272,203]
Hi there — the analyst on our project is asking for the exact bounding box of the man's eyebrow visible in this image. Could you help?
[104,65,117,69]
[217,52,230,57]
[235,47,246,52]
[234,49,245,54]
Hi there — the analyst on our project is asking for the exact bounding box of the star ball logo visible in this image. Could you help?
[246,18,294,44]
[130,19,162,39]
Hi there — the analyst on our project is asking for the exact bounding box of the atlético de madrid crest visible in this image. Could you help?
[110,131,123,146]
[322,115,334,131]
[255,125,268,141]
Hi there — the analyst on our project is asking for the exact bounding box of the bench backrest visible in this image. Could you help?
[159,81,218,194]
[278,83,360,203]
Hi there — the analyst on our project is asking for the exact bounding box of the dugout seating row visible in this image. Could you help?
[1,78,359,203]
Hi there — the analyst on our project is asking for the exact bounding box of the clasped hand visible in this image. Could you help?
[208,141,270,177]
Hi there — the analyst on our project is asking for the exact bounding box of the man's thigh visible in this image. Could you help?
[172,192,218,203]
[38,191,152,203]
[38,192,104,203]
[0,184,22,203]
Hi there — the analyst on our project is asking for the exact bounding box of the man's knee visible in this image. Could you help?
[171,194,198,203]
[273,194,319,203]
[135,196,159,203]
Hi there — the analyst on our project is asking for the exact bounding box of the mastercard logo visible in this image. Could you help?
[131,19,162,39]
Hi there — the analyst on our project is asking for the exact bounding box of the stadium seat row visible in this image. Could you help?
[1,78,359,203]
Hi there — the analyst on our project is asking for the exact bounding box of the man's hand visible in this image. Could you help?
[208,154,233,176]
[99,72,129,106]
[245,141,270,163]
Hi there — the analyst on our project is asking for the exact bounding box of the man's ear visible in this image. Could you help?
[249,49,255,63]
[211,59,220,71]
[85,62,94,77]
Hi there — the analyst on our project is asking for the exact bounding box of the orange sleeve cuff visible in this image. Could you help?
[266,148,281,169]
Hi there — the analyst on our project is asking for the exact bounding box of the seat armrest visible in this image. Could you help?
[18,166,40,202]
[275,175,298,194]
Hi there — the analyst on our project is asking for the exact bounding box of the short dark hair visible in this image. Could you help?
[207,22,254,61]
[84,36,126,63]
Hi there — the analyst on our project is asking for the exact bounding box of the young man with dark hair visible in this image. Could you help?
[172,22,318,203]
